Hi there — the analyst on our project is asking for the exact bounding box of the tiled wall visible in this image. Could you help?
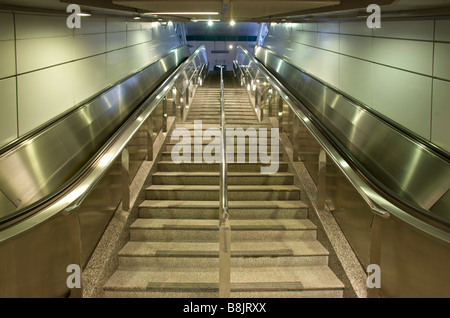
[188,40,255,70]
[0,13,183,148]
[263,20,450,153]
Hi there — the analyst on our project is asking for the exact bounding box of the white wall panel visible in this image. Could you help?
[16,36,73,74]
[339,22,372,36]
[106,48,128,85]
[18,63,74,136]
[74,33,106,59]
[433,42,450,81]
[435,19,450,42]
[127,29,152,46]
[318,33,339,52]
[340,35,373,60]
[74,55,106,104]
[0,78,17,147]
[15,14,72,39]
[431,79,450,152]
[372,64,431,139]
[318,22,339,34]
[0,13,14,40]
[0,40,15,78]
[338,55,372,106]
[372,38,433,76]
[373,20,434,41]
[107,17,127,32]
[74,17,106,35]
[303,23,318,32]
[106,31,126,51]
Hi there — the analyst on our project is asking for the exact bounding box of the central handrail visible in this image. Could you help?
[218,66,231,298]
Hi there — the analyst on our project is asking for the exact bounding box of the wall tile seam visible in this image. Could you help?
[0,38,174,80]
[273,39,449,82]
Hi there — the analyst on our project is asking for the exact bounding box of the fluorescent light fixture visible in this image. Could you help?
[133,16,141,20]
[77,12,91,17]
[192,19,220,22]
[145,12,219,15]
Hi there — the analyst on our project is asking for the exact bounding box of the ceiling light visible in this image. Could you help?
[77,12,91,17]
[133,16,141,20]
[230,20,236,26]
[228,44,234,49]
[208,20,214,26]
[144,12,219,15]
[192,19,220,22]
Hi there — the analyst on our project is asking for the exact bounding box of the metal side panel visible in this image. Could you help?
[254,46,450,221]
[0,210,81,297]
[0,45,190,224]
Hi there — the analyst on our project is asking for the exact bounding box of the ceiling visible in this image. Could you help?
[0,0,449,21]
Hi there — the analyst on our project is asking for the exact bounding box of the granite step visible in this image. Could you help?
[145,184,300,201]
[117,240,330,268]
[103,265,344,298]
[129,218,317,242]
[138,200,309,219]
[151,171,293,185]
[156,161,288,172]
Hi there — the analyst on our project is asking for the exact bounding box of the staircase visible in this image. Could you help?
[102,85,345,297]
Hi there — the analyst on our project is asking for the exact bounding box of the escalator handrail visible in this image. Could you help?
[236,45,450,245]
[0,45,208,241]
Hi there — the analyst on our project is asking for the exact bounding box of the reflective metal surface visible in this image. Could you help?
[0,45,190,225]
[252,46,450,224]
[235,45,450,297]
[0,44,208,297]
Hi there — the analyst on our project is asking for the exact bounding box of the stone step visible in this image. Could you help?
[151,171,292,185]
[145,184,300,201]
[138,200,309,219]
[103,265,344,298]
[156,161,288,173]
[117,240,330,268]
[129,218,317,242]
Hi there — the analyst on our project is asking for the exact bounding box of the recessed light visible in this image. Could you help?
[144,12,219,15]
[230,20,236,26]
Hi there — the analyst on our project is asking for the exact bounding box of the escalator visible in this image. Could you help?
[0,45,208,297]
[234,46,450,297]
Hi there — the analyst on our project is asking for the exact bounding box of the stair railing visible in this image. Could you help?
[218,66,231,298]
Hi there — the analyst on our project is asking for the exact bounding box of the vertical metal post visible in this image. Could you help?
[180,93,185,121]
[368,215,383,298]
[162,96,167,133]
[278,96,284,132]
[293,117,300,162]
[172,88,177,117]
[317,149,326,211]
[186,85,190,108]
[147,116,153,161]
[268,88,273,117]
[121,147,130,211]
[219,216,231,298]
[254,88,259,110]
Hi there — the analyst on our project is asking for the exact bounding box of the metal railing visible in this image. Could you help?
[234,45,450,298]
[0,46,208,295]
[218,66,231,298]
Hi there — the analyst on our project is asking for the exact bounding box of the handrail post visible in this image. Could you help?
[317,149,326,210]
[147,116,153,161]
[121,147,130,211]
[268,88,273,117]
[218,66,231,298]
[293,117,300,161]
[163,96,167,133]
